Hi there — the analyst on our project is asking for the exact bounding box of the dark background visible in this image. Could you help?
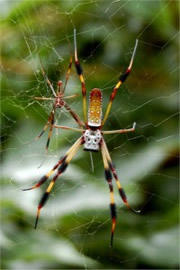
[1,0,179,269]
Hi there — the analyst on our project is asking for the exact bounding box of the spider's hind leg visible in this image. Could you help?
[29,137,83,229]
[103,139,140,214]
[101,141,117,247]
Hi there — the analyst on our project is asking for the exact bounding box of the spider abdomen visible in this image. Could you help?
[88,88,102,127]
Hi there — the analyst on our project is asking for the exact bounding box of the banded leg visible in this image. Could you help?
[34,136,83,229]
[64,102,84,128]
[103,122,136,135]
[101,141,116,247]
[34,110,54,142]
[102,40,138,127]
[103,139,140,213]
[45,111,55,153]
[36,110,55,168]
[23,137,83,191]
[74,29,87,123]
[63,56,73,94]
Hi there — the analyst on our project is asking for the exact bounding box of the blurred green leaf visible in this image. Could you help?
[126,227,179,267]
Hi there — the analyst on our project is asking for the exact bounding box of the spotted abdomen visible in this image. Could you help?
[88,88,102,127]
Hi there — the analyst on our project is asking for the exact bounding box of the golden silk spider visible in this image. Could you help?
[23,30,140,247]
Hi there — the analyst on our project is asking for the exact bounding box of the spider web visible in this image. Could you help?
[1,0,179,269]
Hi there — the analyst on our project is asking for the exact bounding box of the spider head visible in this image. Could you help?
[83,129,102,152]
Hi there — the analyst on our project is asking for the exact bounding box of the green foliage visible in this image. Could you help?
[1,0,179,269]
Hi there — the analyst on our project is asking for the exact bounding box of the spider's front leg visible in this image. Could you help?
[102,40,138,127]
[40,62,57,97]
[74,29,87,123]
[62,56,73,94]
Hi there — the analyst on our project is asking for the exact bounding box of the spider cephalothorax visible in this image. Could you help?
[83,128,102,152]
[24,30,140,247]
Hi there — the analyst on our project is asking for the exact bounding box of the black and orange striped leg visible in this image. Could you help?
[74,29,87,123]
[23,137,83,191]
[22,155,67,192]
[101,140,117,247]
[34,159,68,229]
[45,111,55,154]
[64,102,84,128]
[34,136,83,229]
[102,40,138,127]
[103,139,140,214]
[34,110,54,142]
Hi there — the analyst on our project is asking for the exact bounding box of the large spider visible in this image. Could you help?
[33,56,84,158]
[23,30,139,246]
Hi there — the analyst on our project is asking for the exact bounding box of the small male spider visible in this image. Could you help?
[23,30,140,247]
[33,56,84,156]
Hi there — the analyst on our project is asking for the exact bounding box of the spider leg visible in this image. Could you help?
[102,40,138,127]
[64,102,84,128]
[62,56,73,94]
[34,97,55,101]
[74,29,87,123]
[54,125,84,133]
[40,64,57,97]
[22,137,83,191]
[33,110,55,169]
[64,93,79,100]
[103,139,140,213]
[101,140,117,247]
[34,110,54,141]
[102,122,136,135]
[34,136,83,229]
[45,111,55,153]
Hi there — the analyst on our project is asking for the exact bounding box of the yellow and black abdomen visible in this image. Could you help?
[88,88,102,127]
